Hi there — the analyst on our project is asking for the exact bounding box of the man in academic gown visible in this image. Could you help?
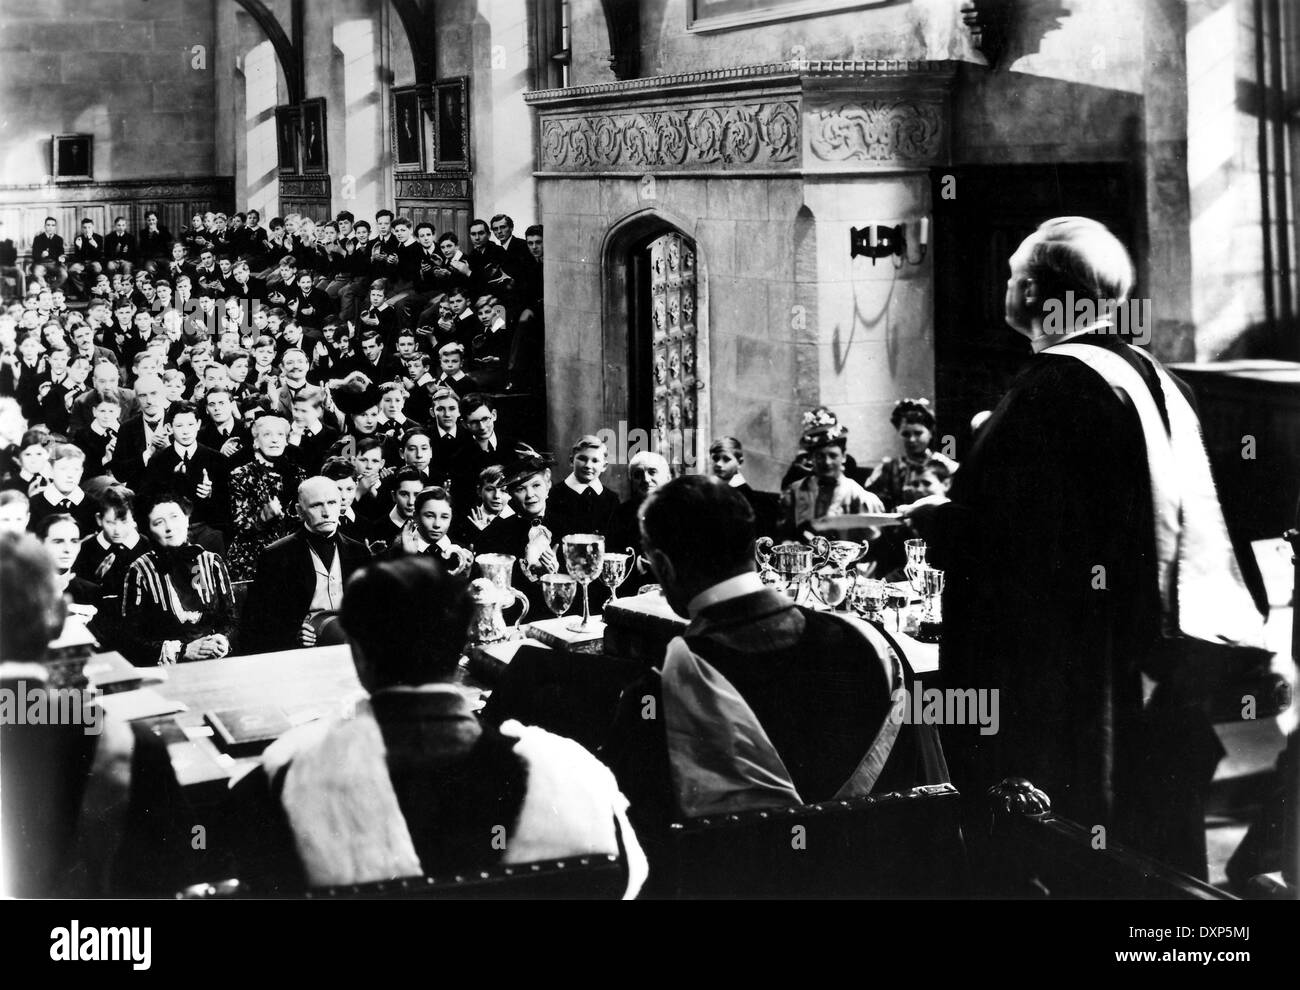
[904,217,1268,879]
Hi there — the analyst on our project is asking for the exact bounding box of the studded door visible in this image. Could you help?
[648,232,700,475]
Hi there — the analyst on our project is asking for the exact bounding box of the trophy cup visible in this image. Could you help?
[916,566,945,643]
[562,533,605,632]
[466,553,530,647]
[754,535,830,603]
[599,548,635,604]
[812,540,870,609]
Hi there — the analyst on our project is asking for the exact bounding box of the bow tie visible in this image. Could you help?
[57,498,74,511]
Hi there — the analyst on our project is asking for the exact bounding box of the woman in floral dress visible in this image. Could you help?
[226,414,304,581]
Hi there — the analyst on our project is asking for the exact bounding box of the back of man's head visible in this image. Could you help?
[640,475,755,591]
[0,532,63,661]
[1024,216,1134,304]
[340,556,470,689]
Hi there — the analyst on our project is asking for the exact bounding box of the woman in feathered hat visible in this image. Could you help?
[779,406,867,489]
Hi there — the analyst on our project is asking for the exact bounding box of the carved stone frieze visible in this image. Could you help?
[527,61,956,175]
[806,99,944,166]
[538,100,800,171]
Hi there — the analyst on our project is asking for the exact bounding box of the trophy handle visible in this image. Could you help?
[809,534,830,565]
[755,536,774,567]
[507,589,530,628]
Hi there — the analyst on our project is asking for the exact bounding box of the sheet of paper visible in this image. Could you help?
[93,688,187,722]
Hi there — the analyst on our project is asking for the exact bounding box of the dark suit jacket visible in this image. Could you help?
[27,487,96,535]
[109,414,163,490]
[141,444,230,534]
[497,236,534,286]
[914,332,1235,876]
[545,481,620,542]
[238,529,370,655]
[428,428,469,488]
[72,426,116,480]
[448,434,518,511]
[197,419,250,460]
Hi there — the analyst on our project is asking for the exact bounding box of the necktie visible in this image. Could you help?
[106,429,117,441]
[58,498,73,511]
[177,453,190,475]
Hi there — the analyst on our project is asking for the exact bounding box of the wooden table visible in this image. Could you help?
[127,645,494,797]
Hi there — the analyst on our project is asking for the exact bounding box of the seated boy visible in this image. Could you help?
[450,463,516,556]
[27,443,94,534]
[435,341,478,398]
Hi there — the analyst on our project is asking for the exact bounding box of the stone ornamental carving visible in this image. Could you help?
[808,100,943,164]
[539,100,799,171]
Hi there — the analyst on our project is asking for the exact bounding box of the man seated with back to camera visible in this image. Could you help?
[227,554,646,896]
[603,476,926,852]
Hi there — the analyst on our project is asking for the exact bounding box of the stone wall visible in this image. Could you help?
[211,0,535,226]
[0,0,219,185]
[531,63,950,492]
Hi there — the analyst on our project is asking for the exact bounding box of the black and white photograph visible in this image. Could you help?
[0,0,1294,964]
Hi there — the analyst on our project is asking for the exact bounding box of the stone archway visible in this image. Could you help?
[601,207,710,478]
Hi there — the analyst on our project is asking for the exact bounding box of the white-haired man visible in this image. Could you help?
[239,476,370,655]
[904,216,1266,878]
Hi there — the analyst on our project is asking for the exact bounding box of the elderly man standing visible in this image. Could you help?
[904,217,1266,877]
[239,476,370,655]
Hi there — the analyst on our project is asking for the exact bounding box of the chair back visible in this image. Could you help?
[177,854,629,900]
[664,783,967,898]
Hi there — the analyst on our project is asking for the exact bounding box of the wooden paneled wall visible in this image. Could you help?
[0,177,235,253]
[394,171,473,245]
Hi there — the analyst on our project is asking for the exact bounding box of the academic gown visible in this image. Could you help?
[914,332,1257,877]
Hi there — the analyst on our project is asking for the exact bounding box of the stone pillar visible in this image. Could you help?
[798,70,951,465]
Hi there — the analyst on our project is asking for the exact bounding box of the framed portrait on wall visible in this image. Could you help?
[275,106,300,174]
[392,86,424,171]
[432,77,470,171]
[300,98,328,174]
[51,134,92,182]
[687,0,887,33]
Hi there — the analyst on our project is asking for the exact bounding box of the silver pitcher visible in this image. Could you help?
[466,553,530,647]
[754,535,829,602]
